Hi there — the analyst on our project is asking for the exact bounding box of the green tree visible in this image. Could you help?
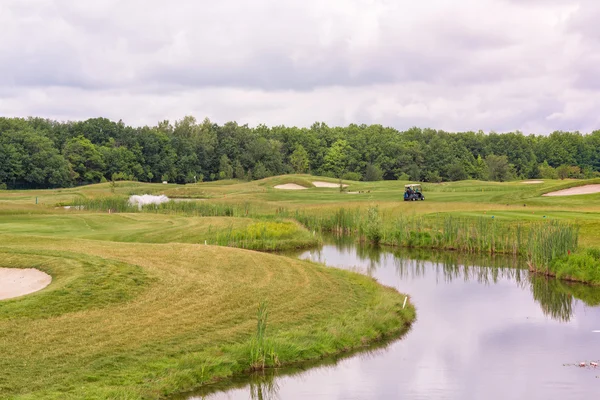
[218,155,233,180]
[364,163,383,181]
[539,161,558,179]
[486,154,513,182]
[252,162,270,180]
[473,155,488,180]
[323,139,351,178]
[447,162,468,181]
[233,160,246,180]
[289,145,309,173]
[63,136,105,184]
[556,164,570,180]
[425,170,442,183]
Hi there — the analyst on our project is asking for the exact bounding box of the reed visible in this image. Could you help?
[71,196,256,218]
[249,300,275,370]
[294,208,579,266]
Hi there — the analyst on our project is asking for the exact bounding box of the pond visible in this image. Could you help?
[184,238,600,399]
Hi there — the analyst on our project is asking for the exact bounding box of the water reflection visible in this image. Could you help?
[183,240,600,400]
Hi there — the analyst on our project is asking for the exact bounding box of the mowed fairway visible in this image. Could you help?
[0,207,414,399]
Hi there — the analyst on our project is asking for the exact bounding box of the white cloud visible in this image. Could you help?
[1,0,599,133]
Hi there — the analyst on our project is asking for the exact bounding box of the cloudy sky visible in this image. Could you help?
[1,0,599,133]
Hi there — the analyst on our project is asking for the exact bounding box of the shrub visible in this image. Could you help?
[342,171,362,181]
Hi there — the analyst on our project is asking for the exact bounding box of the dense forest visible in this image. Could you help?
[1,116,599,189]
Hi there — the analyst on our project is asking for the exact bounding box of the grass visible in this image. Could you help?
[0,214,319,252]
[545,248,600,285]
[3,174,600,398]
[0,234,414,399]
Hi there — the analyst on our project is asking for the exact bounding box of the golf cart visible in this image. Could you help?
[404,184,424,201]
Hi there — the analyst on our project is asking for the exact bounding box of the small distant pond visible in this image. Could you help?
[182,237,600,400]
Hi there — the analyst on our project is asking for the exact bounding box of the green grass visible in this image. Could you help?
[0,214,319,252]
[546,248,600,285]
[0,234,414,399]
[3,174,600,398]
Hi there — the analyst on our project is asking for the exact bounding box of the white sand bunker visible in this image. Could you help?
[274,184,307,190]
[522,180,543,184]
[0,268,52,300]
[312,181,348,188]
[543,184,600,196]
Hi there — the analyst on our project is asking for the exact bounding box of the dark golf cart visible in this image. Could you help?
[404,184,424,201]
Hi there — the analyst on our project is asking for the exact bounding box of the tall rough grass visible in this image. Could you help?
[72,197,255,217]
[296,207,579,267]
[210,221,320,251]
[527,220,579,273]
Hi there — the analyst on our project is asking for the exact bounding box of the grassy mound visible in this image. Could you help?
[0,233,414,399]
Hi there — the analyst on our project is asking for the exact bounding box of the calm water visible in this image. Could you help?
[186,240,600,400]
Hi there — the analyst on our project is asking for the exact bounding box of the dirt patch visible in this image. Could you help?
[312,181,348,188]
[0,268,52,300]
[522,180,543,184]
[542,184,600,196]
[274,184,308,190]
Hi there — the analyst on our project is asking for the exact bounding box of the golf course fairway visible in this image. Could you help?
[0,216,414,399]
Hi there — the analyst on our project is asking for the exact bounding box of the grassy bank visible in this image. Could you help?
[536,248,600,285]
[0,235,414,399]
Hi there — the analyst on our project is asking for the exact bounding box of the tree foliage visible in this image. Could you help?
[1,116,599,189]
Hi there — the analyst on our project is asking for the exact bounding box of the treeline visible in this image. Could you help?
[1,116,600,189]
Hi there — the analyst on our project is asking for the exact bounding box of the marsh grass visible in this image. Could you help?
[211,221,320,251]
[296,207,579,266]
[72,196,256,217]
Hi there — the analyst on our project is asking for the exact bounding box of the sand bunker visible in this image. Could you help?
[312,181,348,188]
[522,180,543,184]
[0,268,51,300]
[274,184,307,190]
[543,184,600,197]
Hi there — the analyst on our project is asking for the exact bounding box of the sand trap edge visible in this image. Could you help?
[274,183,308,190]
[542,184,600,197]
[0,268,52,301]
[312,181,349,188]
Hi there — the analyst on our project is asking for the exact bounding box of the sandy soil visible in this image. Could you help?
[312,181,348,188]
[522,180,543,184]
[542,184,600,196]
[0,268,52,300]
[274,183,308,190]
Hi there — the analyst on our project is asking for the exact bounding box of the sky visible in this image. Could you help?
[1,0,600,134]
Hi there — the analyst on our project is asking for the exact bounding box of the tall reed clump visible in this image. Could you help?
[527,220,579,273]
[364,205,383,245]
[294,208,362,236]
[295,208,579,266]
[72,196,131,212]
[249,300,279,370]
[71,196,256,217]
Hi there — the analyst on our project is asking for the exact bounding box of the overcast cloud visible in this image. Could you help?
[1,0,600,133]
